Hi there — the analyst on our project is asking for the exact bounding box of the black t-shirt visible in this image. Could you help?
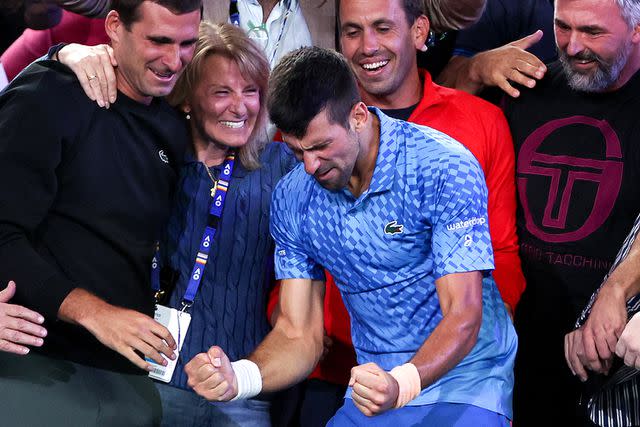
[505,62,640,331]
[504,61,640,425]
[381,102,420,121]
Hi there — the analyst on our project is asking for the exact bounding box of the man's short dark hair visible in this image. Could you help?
[268,47,361,139]
[337,0,423,26]
[401,0,424,24]
[112,0,202,30]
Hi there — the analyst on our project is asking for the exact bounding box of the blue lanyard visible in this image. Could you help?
[151,151,236,309]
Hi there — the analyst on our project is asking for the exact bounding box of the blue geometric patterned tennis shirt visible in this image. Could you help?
[271,108,517,418]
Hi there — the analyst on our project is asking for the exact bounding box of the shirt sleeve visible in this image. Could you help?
[483,108,526,309]
[57,0,111,17]
[270,169,325,281]
[427,144,495,279]
[0,23,54,81]
[0,63,79,320]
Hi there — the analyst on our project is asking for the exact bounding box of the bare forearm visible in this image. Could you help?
[249,323,323,392]
[57,289,117,357]
[249,277,325,392]
[601,236,640,301]
[58,288,176,370]
[186,278,325,400]
[437,56,483,94]
[58,287,106,327]
[347,270,483,416]
[410,271,483,389]
[410,309,481,388]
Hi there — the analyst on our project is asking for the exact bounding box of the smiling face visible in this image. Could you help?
[339,0,427,108]
[107,1,200,104]
[185,54,261,152]
[555,0,640,92]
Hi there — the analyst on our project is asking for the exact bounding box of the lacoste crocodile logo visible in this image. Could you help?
[384,220,404,235]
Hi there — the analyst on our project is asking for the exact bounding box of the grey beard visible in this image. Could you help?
[559,42,631,93]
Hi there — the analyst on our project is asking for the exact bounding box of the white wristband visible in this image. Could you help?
[230,359,263,401]
[389,363,422,408]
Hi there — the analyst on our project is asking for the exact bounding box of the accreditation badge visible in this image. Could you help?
[147,304,191,383]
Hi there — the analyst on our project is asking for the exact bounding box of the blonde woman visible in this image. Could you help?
[55,22,295,426]
[156,22,296,426]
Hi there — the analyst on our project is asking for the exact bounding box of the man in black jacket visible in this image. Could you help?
[0,0,200,424]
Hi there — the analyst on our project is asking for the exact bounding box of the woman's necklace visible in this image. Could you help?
[205,165,218,197]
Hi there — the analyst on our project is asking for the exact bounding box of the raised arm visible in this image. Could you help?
[438,31,547,98]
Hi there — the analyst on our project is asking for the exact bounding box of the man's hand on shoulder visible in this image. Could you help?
[185,346,239,401]
[58,288,176,371]
[57,43,118,109]
[0,281,47,355]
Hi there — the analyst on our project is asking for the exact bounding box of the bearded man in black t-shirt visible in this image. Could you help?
[504,0,640,425]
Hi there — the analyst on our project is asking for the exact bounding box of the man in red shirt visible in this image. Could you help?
[339,0,524,315]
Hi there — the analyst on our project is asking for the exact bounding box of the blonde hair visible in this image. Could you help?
[167,21,270,170]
